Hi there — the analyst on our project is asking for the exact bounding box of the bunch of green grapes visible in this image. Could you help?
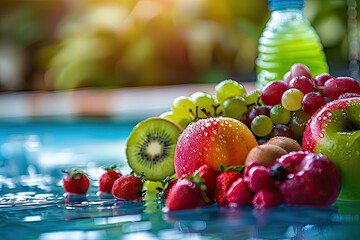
[159,79,260,129]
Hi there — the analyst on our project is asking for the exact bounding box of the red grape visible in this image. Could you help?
[314,73,332,87]
[239,108,253,128]
[301,91,326,115]
[242,105,271,129]
[283,71,292,85]
[323,76,360,100]
[270,124,295,139]
[249,106,271,120]
[288,76,314,94]
[260,81,289,106]
[290,63,312,79]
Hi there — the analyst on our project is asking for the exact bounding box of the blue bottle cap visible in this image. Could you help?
[269,0,304,11]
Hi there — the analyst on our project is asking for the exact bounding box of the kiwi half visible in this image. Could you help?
[126,117,183,181]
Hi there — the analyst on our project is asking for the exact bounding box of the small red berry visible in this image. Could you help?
[193,164,217,199]
[243,161,262,178]
[252,189,283,208]
[247,166,275,192]
[111,174,144,201]
[165,177,207,211]
[98,165,122,194]
[226,178,253,207]
[214,170,242,206]
[162,178,179,199]
[62,169,90,195]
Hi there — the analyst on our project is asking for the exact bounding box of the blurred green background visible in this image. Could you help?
[0,0,356,91]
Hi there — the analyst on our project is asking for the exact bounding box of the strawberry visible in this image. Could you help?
[226,178,253,207]
[156,176,179,199]
[193,164,217,200]
[163,178,178,199]
[98,165,122,194]
[214,170,242,206]
[165,177,208,211]
[62,169,90,195]
[111,173,144,201]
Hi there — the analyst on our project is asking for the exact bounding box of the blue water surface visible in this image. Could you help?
[1,118,360,240]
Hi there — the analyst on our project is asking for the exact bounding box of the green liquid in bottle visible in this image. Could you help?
[256,9,329,89]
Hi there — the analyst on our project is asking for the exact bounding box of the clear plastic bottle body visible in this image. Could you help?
[256,9,329,89]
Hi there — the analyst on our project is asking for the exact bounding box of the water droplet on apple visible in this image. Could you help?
[319,133,324,138]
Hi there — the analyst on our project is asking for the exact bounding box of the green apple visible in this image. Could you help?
[302,97,360,201]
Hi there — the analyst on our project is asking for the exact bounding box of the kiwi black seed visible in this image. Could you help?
[126,117,183,181]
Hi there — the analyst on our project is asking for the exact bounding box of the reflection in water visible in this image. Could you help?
[0,184,360,239]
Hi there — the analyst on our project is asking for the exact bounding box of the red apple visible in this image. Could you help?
[174,117,258,177]
[302,97,360,201]
[272,151,341,206]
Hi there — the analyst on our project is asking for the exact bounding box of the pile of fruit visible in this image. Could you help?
[62,63,360,211]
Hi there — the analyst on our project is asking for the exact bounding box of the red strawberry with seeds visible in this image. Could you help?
[193,164,217,199]
[156,177,179,199]
[98,165,122,194]
[214,170,242,206]
[163,178,179,199]
[63,169,90,195]
[165,177,208,211]
[111,173,144,201]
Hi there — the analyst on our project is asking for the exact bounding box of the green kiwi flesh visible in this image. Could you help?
[126,117,182,181]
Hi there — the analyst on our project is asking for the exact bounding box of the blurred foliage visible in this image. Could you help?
[0,0,356,91]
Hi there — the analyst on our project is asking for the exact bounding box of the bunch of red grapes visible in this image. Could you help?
[241,63,360,142]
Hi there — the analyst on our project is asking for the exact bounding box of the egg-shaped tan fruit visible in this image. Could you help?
[267,136,302,153]
[245,144,288,167]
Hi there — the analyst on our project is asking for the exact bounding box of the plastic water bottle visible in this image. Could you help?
[256,0,329,89]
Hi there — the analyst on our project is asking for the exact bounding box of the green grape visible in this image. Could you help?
[159,111,193,129]
[281,88,304,111]
[214,79,246,103]
[289,109,310,137]
[222,96,248,119]
[190,91,216,118]
[171,96,196,118]
[251,115,273,137]
[245,89,261,105]
[270,104,291,125]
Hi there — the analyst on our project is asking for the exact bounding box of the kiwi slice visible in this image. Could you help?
[126,117,183,181]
